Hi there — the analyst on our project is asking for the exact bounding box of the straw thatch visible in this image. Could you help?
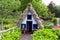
[16,3,44,28]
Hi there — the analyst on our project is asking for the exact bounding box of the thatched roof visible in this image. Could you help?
[16,3,44,28]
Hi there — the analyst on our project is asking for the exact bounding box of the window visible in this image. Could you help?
[21,24,26,30]
[27,15,32,20]
[33,24,38,29]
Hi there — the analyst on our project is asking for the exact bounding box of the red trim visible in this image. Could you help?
[21,30,34,34]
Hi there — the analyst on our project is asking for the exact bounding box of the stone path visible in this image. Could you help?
[20,34,31,40]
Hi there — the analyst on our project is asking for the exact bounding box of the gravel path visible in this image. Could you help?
[20,34,31,40]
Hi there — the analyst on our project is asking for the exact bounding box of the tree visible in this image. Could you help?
[47,1,56,13]
[0,0,21,25]
[55,6,60,17]
[32,0,48,17]
[20,0,32,11]
[0,0,21,18]
[47,1,60,18]
[48,1,60,17]
[20,0,48,17]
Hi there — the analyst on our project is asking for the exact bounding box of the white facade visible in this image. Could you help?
[22,12,37,24]
[21,12,39,30]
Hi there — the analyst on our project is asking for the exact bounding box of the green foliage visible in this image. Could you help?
[0,0,49,26]
[47,1,60,17]
[0,18,2,24]
[20,0,48,17]
[3,18,18,24]
[4,24,14,29]
[32,0,48,17]
[44,24,52,29]
[2,27,21,40]
[53,29,60,35]
[0,0,21,18]
[55,6,60,17]
[32,29,58,40]
[42,20,53,29]
[53,29,60,40]
[52,18,57,25]
[20,0,32,11]
[45,12,55,19]
[47,1,56,13]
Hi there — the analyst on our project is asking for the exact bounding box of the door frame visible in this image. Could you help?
[26,21,32,33]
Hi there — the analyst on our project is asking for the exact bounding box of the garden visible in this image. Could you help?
[32,29,60,40]
[0,0,60,40]
[2,27,21,40]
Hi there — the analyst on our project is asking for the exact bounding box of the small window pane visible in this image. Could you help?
[33,24,38,29]
[27,15,32,20]
[21,24,26,30]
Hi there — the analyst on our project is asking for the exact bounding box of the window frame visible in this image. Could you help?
[21,24,26,30]
[27,15,32,20]
[33,24,38,30]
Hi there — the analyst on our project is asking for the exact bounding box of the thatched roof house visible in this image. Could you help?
[16,3,44,34]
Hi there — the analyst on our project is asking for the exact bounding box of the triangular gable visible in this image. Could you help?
[16,3,44,28]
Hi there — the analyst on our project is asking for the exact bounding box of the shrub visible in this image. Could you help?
[4,24,14,29]
[44,24,52,29]
[54,29,60,40]
[2,27,21,40]
[52,18,57,25]
[4,18,17,24]
[4,19,11,24]
[32,29,58,40]
[42,20,53,29]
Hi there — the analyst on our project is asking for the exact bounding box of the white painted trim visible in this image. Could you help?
[21,12,40,30]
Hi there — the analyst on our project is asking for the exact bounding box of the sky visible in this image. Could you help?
[42,0,60,6]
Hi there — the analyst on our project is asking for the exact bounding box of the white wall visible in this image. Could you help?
[22,12,37,24]
[21,12,40,30]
